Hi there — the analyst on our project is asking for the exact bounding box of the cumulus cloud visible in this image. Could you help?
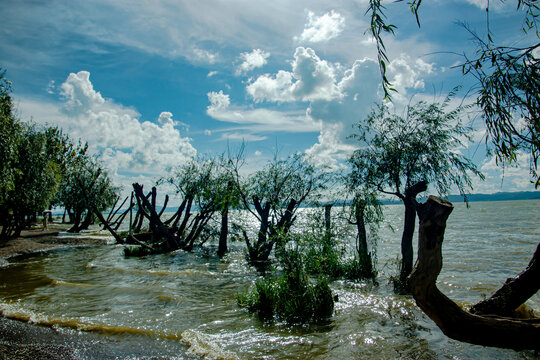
[207,71,218,78]
[304,123,357,171]
[207,90,231,112]
[476,151,536,192]
[307,57,381,127]
[296,10,345,43]
[387,54,434,99]
[56,71,196,177]
[247,47,342,103]
[235,49,270,75]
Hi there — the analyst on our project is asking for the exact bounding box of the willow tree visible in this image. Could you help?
[366,0,539,186]
[234,153,329,264]
[349,97,484,292]
[56,154,119,233]
[344,185,382,280]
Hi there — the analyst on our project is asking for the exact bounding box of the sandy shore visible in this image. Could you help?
[0,224,112,260]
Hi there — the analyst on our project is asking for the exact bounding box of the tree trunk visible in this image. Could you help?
[92,207,124,244]
[67,210,82,233]
[324,204,332,235]
[409,196,540,351]
[400,197,416,283]
[132,183,181,252]
[79,211,93,230]
[218,205,229,257]
[354,201,374,278]
[398,180,428,292]
[470,241,540,316]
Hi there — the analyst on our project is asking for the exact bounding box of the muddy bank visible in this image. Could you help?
[0,224,111,260]
[0,316,195,360]
[0,228,195,360]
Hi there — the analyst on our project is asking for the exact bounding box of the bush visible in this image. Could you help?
[123,246,152,257]
[237,256,334,324]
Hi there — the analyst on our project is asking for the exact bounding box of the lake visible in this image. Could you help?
[1,200,538,359]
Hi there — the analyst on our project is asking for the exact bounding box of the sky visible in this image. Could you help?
[0,0,537,199]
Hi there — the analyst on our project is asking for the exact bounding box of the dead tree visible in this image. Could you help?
[409,196,540,351]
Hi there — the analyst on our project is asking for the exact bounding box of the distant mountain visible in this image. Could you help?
[445,191,540,203]
[377,191,540,205]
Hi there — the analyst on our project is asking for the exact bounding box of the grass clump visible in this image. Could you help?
[237,251,334,324]
[123,246,152,257]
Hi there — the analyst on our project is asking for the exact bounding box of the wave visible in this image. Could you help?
[85,263,217,277]
[0,301,237,360]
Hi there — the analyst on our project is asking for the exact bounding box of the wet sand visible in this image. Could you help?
[0,225,110,259]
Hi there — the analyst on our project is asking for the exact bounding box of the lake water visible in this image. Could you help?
[1,200,538,359]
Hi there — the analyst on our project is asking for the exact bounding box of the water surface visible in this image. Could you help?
[1,200,538,359]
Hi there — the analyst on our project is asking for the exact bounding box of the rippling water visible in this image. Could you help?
[1,200,538,359]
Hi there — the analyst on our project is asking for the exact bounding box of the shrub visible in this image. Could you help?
[237,258,334,324]
[123,246,152,257]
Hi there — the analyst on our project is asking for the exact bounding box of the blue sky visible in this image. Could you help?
[1,0,537,197]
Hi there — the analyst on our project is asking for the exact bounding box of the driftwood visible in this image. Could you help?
[409,196,540,351]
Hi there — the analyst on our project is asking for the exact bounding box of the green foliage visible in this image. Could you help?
[124,246,152,257]
[349,97,484,200]
[0,69,119,238]
[237,256,334,324]
[56,154,118,215]
[233,150,331,263]
[365,0,539,186]
[0,69,21,206]
[276,207,376,280]
[460,21,540,186]
[158,155,239,249]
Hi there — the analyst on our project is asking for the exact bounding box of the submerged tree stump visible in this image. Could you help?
[409,196,540,351]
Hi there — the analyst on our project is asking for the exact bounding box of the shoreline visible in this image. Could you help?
[0,226,119,360]
[0,224,112,260]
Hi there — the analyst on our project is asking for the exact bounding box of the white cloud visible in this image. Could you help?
[477,152,536,192]
[207,71,218,78]
[207,90,231,112]
[21,71,197,183]
[296,10,345,43]
[235,49,270,75]
[247,47,342,103]
[387,54,434,102]
[46,80,56,94]
[191,47,219,64]
[218,133,267,142]
[206,91,319,133]
[307,57,381,128]
[304,123,357,171]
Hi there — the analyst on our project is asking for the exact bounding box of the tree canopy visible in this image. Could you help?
[366,0,540,186]
[349,97,484,290]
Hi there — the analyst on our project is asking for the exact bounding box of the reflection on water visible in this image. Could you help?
[0,200,538,359]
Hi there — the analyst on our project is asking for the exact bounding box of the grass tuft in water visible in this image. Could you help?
[123,246,152,257]
[238,249,334,324]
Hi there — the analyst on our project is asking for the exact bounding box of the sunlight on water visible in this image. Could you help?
[0,200,538,359]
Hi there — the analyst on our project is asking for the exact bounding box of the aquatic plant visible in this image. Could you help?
[123,246,152,257]
[237,254,334,324]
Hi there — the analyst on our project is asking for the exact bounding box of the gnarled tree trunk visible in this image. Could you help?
[409,196,540,351]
